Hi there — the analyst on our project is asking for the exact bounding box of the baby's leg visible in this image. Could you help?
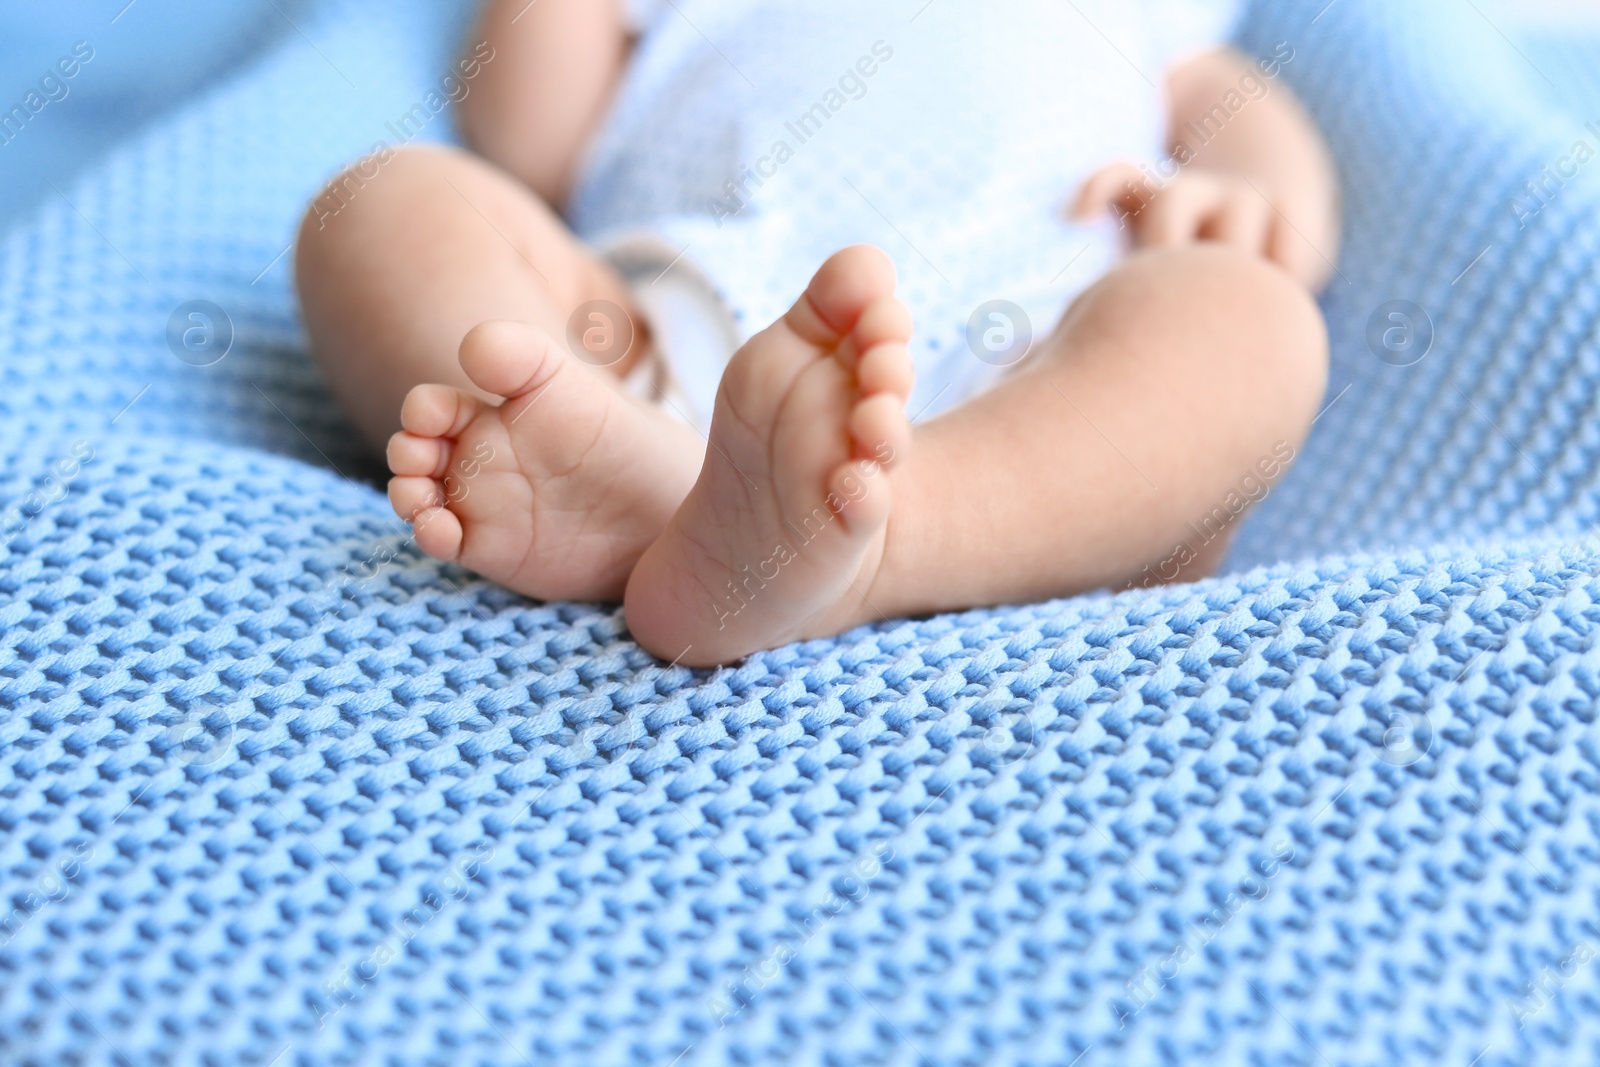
[296,144,705,601]
[297,144,661,448]
[624,244,1325,664]
[879,243,1327,612]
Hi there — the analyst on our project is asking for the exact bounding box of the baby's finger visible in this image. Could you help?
[1071,161,1147,221]
[1200,188,1273,254]
[1267,214,1327,289]
[1133,176,1224,247]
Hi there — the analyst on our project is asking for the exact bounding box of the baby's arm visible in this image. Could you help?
[1079,47,1340,291]
[1167,48,1340,287]
[458,0,632,208]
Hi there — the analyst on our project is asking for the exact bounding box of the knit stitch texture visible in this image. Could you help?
[2,1,1600,1065]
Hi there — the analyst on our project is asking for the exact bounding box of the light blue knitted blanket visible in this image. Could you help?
[3,1,1600,1064]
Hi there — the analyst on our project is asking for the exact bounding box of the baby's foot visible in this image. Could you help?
[624,246,915,666]
[387,321,702,602]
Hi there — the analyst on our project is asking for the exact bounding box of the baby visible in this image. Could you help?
[296,0,1337,667]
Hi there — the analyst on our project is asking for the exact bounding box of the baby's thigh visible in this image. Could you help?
[300,144,629,315]
[296,144,642,446]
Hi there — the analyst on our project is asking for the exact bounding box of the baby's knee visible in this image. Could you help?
[1213,246,1327,419]
[295,145,457,266]
[1121,244,1329,431]
[1218,246,1328,389]
[296,146,470,320]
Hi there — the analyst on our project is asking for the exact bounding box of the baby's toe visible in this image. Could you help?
[787,245,898,345]
[458,321,561,400]
[837,298,913,373]
[389,475,445,524]
[400,384,482,439]
[849,391,911,466]
[827,456,892,531]
[855,341,915,400]
[854,296,915,347]
[410,505,465,562]
[387,432,450,478]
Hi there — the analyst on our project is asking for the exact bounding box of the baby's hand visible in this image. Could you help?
[1074,162,1320,286]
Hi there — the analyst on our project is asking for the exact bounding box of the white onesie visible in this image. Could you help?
[569,0,1244,428]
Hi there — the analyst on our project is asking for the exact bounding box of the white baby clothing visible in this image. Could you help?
[572,0,1245,426]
